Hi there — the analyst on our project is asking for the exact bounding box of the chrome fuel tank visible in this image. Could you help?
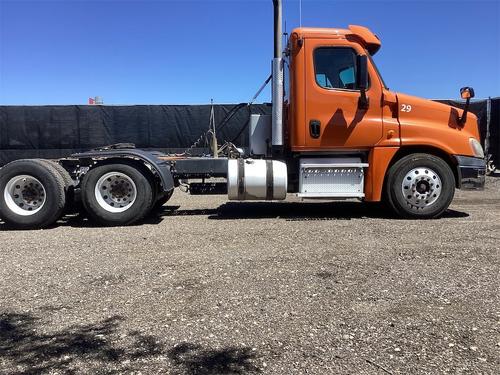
[227,159,287,200]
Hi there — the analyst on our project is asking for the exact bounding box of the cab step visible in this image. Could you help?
[298,158,368,199]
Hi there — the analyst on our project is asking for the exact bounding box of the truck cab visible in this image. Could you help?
[278,25,486,216]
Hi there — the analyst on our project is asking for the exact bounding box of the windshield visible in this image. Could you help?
[368,54,388,89]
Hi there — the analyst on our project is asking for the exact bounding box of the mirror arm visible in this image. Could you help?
[458,86,475,125]
[459,97,470,125]
[358,89,369,109]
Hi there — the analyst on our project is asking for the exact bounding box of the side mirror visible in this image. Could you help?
[356,55,369,109]
[460,87,475,100]
[459,86,475,125]
[356,55,368,90]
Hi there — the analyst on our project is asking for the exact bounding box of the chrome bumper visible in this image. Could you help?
[454,155,486,190]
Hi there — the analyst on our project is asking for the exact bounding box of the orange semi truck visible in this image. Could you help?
[0,0,486,228]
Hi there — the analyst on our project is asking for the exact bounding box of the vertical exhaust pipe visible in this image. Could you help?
[272,0,284,152]
[273,0,282,58]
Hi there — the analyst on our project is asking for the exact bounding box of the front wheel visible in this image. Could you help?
[384,153,455,219]
[81,162,154,226]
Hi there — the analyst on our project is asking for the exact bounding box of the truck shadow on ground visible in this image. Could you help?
[0,203,470,230]
[0,311,260,374]
[159,202,469,221]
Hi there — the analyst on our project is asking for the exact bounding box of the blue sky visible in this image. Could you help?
[0,0,498,105]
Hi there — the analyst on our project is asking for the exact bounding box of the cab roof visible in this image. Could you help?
[292,25,381,55]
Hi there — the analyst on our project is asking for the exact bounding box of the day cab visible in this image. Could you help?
[283,25,486,218]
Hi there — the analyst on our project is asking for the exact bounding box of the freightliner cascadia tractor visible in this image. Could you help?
[0,0,486,229]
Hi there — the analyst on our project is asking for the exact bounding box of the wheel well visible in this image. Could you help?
[388,146,459,188]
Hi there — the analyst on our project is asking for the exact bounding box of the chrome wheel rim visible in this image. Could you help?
[4,175,46,216]
[95,172,137,213]
[401,167,442,209]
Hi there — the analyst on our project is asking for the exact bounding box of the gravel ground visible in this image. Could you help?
[0,177,499,374]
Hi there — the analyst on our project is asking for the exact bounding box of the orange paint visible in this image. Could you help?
[397,92,480,155]
[364,147,399,201]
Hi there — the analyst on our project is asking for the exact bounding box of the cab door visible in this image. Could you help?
[304,39,383,149]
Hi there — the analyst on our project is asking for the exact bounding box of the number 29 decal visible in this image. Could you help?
[401,104,412,112]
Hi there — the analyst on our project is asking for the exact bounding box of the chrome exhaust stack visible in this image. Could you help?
[271,0,284,153]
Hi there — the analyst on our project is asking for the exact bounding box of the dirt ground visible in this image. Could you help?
[0,177,499,374]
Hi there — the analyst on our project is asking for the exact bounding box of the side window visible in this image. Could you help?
[314,48,358,90]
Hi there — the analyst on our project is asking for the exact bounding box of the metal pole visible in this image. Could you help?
[210,99,218,158]
[299,0,302,28]
[272,0,284,150]
[485,97,491,159]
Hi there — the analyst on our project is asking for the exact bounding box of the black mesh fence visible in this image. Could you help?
[0,99,498,167]
[0,104,271,166]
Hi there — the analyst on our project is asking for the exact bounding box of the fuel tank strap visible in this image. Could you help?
[237,158,245,200]
[266,160,274,200]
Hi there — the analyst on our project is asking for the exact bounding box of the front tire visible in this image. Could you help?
[81,162,154,226]
[385,153,455,219]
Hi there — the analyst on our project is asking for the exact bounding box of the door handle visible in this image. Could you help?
[309,120,321,139]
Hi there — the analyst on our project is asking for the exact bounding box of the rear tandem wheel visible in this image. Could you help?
[81,162,155,226]
[0,159,66,228]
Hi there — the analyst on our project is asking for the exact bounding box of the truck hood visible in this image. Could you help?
[396,92,480,140]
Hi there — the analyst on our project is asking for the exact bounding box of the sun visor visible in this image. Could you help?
[348,25,381,55]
